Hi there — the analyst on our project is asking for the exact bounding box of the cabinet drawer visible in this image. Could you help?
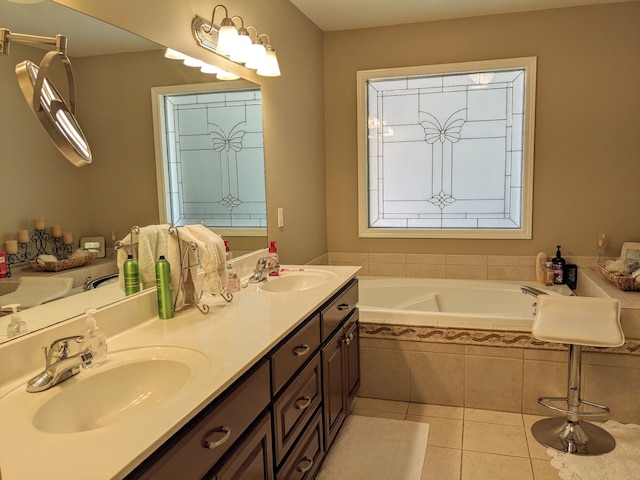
[321,278,358,341]
[207,412,273,480]
[276,409,324,480]
[273,355,322,465]
[271,314,321,395]
[134,361,270,480]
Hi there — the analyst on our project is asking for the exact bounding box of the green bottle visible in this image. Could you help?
[123,255,140,296]
[155,255,174,319]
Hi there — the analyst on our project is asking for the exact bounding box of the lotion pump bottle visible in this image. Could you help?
[552,245,566,285]
[82,308,107,368]
[2,303,28,338]
[224,240,233,261]
[268,240,279,276]
[535,252,547,284]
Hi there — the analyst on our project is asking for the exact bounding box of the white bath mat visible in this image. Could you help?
[547,421,640,480]
[317,415,430,480]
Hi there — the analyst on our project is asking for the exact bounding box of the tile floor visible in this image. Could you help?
[350,397,563,480]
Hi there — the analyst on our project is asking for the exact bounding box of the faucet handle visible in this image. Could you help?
[46,335,85,364]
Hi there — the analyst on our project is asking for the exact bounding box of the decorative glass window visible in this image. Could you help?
[152,81,266,236]
[357,58,536,239]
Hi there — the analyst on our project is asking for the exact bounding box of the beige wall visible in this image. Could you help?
[53,0,328,264]
[324,2,640,257]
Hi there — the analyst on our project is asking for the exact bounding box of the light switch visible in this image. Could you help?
[277,208,284,228]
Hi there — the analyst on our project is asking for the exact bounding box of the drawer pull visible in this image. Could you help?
[202,426,231,450]
[337,303,350,311]
[294,395,312,410]
[296,456,314,473]
[292,344,310,357]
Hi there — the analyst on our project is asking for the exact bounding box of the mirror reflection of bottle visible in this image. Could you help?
[552,245,566,285]
[124,254,140,296]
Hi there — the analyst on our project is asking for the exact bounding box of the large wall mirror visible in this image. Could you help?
[0,0,267,343]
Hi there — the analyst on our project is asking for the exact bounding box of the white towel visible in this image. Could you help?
[180,224,228,295]
[116,225,170,290]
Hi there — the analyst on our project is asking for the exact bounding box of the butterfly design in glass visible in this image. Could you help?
[419,109,466,144]
[208,122,247,152]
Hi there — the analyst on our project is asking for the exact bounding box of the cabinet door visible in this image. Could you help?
[207,412,274,480]
[344,313,360,404]
[322,327,345,450]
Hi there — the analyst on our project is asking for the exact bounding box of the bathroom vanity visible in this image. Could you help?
[0,264,360,480]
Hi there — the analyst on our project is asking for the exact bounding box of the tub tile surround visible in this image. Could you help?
[359,331,640,423]
[329,251,611,282]
[342,253,640,424]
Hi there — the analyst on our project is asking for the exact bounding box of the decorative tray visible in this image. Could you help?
[597,263,640,292]
[30,253,97,272]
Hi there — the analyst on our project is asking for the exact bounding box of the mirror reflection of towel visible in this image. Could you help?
[116,225,169,290]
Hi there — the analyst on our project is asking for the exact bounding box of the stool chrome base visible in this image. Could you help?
[531,417,616,456]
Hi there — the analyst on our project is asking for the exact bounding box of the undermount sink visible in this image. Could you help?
[259,269,336,293]
[29,346,209,434]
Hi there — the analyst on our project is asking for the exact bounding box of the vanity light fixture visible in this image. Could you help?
[163,48,239,81]
[192,4,281,77]
[0,28,92,167]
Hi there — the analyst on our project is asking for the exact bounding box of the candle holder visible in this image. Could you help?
[5,242,32,277]
[51,237,65,259]
[62,242,74,258]
[32,229,51,256]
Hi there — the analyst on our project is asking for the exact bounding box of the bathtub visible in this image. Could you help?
[357,277,561,332]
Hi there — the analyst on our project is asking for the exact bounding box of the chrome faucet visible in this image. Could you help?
[249,256,280,283]
[520,285,548,298]
[26,335,94,393]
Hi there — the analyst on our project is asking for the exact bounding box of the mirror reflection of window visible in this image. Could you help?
[153,83,266,237]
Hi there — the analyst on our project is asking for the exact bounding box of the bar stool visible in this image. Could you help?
[530,295,623,455]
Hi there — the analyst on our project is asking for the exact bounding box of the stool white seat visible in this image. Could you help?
[531,295,623,455]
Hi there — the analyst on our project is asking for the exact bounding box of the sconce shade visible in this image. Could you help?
[216,23,238,56]
[229,29,251,63]
[164,48,186,60]
[257,47,281,77]
[15,52,91,167]
[216,70,240,80]
[244,41,266,70]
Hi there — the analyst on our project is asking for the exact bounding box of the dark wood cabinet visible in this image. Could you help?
[127,278,359,480]
[206,412,274,480]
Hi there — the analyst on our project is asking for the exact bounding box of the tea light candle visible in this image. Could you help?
[34,217,45,230]
[51,225,62,238]
[5,240,18,254]
[17,229,29,243]
[62,232,73,245]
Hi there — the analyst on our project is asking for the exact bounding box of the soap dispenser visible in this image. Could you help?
[552,245,566,285]
[2,304,28,339]
[82,308,107,368]
[268,241,279,276]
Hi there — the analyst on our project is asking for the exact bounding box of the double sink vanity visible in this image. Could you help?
[0,262,360,479]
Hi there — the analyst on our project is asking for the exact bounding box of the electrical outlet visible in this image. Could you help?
[277,208,284,228]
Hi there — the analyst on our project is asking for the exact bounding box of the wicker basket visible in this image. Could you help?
[597,262,640,292]
[30,253,97,272]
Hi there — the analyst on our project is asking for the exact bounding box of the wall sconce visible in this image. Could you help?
[192,4,281,77]
[0,28,92,167]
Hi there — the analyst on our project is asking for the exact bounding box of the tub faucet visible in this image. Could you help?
[249,256,280,283]
[26,335,94,393]
[520,285,548,298]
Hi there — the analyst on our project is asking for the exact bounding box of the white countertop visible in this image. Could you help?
[0,265,360,480]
